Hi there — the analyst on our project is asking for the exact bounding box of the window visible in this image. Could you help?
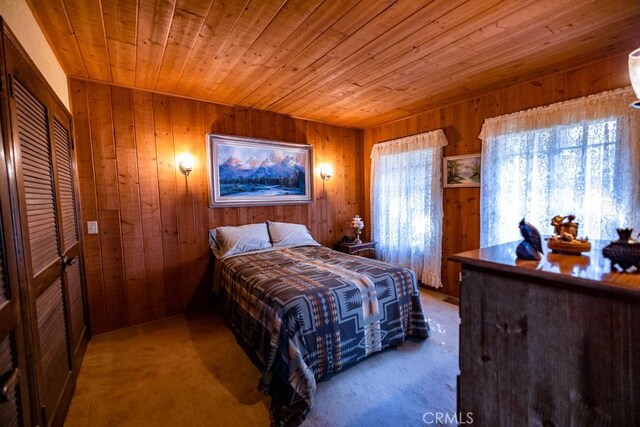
[480,88,639,247]
[376,150,435,251]
[371,130,447,287]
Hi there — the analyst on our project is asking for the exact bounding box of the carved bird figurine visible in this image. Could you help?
[516,218,543,260]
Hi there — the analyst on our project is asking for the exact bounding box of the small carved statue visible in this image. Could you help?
[516,218,543,260]
[551,214,578,238]
[548,214,590,254]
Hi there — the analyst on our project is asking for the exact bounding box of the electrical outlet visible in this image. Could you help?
[87,221,98,235]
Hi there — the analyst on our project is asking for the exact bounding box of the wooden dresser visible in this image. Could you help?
[451,240,639,426]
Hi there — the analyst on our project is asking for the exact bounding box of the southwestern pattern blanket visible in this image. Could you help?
[217,246,429,426]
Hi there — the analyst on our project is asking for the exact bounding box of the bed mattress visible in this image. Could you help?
[217,245,429,426]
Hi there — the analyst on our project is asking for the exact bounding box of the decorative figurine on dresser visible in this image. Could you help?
[602,228,640,272]
[516,218,543,260]
[547,214,591,254]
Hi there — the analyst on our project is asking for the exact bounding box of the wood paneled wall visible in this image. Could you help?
[70,78,364,334]
[363,53,632,297]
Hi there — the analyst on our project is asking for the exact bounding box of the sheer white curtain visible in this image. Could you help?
[480,87,640,247]
[371,130,448,287]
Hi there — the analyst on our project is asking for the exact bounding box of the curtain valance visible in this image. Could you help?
[479,87,636,139]
[371,129,448,158]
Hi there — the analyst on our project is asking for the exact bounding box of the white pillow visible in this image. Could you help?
[267,221,320,248]
[209,223,272,258]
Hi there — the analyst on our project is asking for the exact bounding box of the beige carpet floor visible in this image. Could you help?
[65,290,459,426]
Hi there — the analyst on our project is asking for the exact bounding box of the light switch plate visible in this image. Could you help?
[87,221,98,235]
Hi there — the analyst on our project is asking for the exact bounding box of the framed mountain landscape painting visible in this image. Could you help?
[207,134,313,207]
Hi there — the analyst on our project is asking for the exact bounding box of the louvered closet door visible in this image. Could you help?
[13,80,71,425]
[0,85,30,427]
[52,119,86,355]
[0,338,20,427]
[0,220,25,427]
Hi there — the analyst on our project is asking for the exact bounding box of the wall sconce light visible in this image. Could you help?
[629,47,640,108]
[178,153,194,176]
[319,165,333,181]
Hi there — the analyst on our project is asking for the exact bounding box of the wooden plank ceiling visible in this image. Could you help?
[27,0,640,128]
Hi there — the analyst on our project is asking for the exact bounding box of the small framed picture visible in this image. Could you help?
[443,154,481,188]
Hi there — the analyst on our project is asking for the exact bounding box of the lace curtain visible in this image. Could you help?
[371,130,448,287]
[479,87,640,247]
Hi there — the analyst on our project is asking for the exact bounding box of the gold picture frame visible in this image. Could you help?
[443,154,481,188]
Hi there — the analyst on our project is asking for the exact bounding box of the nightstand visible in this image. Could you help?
[335,241,377,258]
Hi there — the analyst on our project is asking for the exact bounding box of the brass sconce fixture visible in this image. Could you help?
[319,164,333,181]
[178,153,194,176]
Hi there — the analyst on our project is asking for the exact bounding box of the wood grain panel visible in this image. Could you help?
[209,0,359,106]
[84,81,129,331]
[97,209,128,330]
[135,0,175,88]
[102,0,138,86]
[204,0,324,103]
[85,82,119,211]
[111,86,149,325]
[244,0,396,111]
[151,93,181,316]
[269,0,475,114]
[62,0,112,81]
[154,2,209,93]
[295,0,605,121]
[69,80,108,334]
[363,54,631,297]
[169,96,201,308]
[172,0,247,95]
[132,90,167,321]
[28,0,640,127]
[72,79,364,332]
[182,0,285,98]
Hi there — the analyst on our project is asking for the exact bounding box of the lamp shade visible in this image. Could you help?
[629,48,640,108]
[177,153,194,176]
[318,163,333,181]
[350,215,364,230]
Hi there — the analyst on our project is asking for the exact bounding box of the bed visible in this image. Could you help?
[210,222,429,426]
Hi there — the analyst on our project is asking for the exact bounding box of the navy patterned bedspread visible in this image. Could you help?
[218,245,429,426]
